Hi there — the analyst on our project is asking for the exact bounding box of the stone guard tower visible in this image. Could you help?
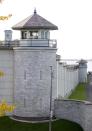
[12,10,58,119]
[78,59,87,83]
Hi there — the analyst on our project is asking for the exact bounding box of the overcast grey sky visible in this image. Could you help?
[0,0,92,60]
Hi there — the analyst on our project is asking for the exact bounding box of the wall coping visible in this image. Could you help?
[55,99,92,105]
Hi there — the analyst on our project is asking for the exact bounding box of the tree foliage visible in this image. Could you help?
[0,100,15,116]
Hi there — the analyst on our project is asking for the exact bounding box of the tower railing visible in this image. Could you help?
[0,39,57,48]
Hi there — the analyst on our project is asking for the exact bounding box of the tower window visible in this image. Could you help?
[41,31,44,39]
[29,31,38,39]
[24,98,26,107]
[41,31,49,39]
[21,31,27,39]
[21,31,38,39]
[24,70,26,80]
[40,71,42,80]
[45,31,48,39]
[32,31,38,39]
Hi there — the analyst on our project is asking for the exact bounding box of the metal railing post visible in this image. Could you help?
[49,66,53,131]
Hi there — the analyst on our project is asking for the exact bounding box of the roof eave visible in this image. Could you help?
[12,26,58,30]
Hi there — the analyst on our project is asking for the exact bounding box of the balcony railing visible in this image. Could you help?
[0,39,57,48]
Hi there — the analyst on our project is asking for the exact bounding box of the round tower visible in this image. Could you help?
[78,59,87,83]
[12,10,58,119]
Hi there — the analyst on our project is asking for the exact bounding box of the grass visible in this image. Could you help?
[0,84,86,131]
[0,116,83,131]
[69,83,86,100]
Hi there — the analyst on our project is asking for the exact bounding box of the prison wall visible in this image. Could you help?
[54,99,92,131]
[13,47,57,117]
[0,49,14,104]
[57,62,79,98]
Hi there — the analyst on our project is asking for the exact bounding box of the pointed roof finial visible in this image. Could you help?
[34,8,37,14]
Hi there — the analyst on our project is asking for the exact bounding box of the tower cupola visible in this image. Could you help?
[12,9,58,40]
[78,59,87,83]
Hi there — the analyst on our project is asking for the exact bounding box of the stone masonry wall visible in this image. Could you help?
[57,63,79,98]
[54,99,92,131]
[0,50,14,104]
[13,47,57,117]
